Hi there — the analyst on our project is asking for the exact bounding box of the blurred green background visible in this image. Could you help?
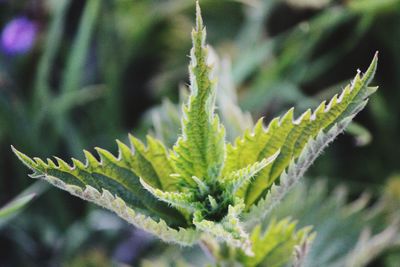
[0,0,399,266]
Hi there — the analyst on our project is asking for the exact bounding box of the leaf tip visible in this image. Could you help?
[195,0,203,31]
[374,50,379,59]
[11,145,37,170]
[363,51,379,85]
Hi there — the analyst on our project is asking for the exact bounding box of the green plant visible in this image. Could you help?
[12,2,378,264]
[139,178,400,267]
[269,179,400,267]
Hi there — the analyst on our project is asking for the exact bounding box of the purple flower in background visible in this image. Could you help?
[1,17,38,55]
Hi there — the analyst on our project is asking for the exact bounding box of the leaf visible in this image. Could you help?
[263,179,400,267]
[343,224,400,267]
[292,237,314,267]
[0,193,35,227]
[346,121,372,146]
[12,141,187,228]
[170,4,226,185]
[60,0,100,94]
[239,218,314,267]
[243,115,355,226]
[124,135,178,191]
[221,151,280,195]
[140,178,198,213]
[12,148,200,245]
[0,180,47,228]
[34,0,69,106]
[223,52,378,206]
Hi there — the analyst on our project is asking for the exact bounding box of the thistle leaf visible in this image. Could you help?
[223,53,378,206]
[170,3,225,185]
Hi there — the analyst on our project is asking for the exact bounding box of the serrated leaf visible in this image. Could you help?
[170,4,225,185]
[221,151,280,195]
[124,135,178,191]
[243,116,355,226]
[264,178,400,267]
[12,143,187,228]
[239,218,314,267]
[12,148,200,244]
[140,178,198,213]
[223,53,378,206]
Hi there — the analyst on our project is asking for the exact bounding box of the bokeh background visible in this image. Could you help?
[0,0,399,266]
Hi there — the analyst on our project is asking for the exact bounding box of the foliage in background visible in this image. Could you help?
[0,182,44,228]
[270,179,400,267]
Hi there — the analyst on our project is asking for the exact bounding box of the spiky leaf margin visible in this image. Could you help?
[12,146,199,245]
[224,52,378,207]
[170,4,226,185]
[243,114,355,226]
[238,218,314,267]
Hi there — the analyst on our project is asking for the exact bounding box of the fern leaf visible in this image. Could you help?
[170,3,225,185]
[223,53,378,206]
